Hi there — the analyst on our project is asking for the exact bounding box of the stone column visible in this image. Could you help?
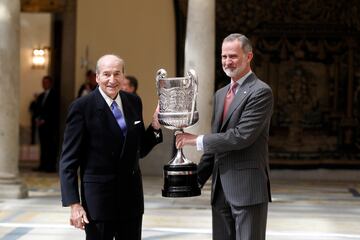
[0,0,28,198]
[59,0,77,142]
[183,0,215,162]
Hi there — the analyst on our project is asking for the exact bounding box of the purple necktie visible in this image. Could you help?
[111,101,127,136]
[222,82,238,120]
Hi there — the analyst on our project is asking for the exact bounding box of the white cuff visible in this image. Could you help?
[196,135,204,151]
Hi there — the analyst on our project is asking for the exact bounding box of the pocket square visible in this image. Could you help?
[134,120,141,125]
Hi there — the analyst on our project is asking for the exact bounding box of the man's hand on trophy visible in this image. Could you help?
[151,104,161,130]
[175,132,197,149]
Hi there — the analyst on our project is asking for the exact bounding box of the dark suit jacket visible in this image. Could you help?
[35,88,59,170]
[59,88,162,221]
[198,73,273,207]
[35,88,59,129]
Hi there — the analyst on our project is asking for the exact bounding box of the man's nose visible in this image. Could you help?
[109,74,116,82]
[224,58,232,66]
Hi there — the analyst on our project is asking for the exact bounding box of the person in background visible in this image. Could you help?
[175,33,273,240]
[77,69,97,97]
[34,75,59,172]
[59,54,162,240]
[121,75,138,94]
[29,93,39,145]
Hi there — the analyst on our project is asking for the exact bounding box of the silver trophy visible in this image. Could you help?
[156,68,201,197]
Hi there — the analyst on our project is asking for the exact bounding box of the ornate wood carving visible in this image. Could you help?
[216,0,360,166]
[216,0,360,33]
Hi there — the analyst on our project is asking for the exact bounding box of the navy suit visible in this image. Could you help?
[59,88,162,239]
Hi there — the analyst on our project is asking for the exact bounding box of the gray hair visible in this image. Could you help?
[223,33,253,53]
[95,54,125,74]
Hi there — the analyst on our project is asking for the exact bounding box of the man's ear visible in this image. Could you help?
[247,52,253,63]
[96,74,100,84]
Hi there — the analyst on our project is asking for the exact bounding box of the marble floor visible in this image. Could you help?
[0,169,360,240]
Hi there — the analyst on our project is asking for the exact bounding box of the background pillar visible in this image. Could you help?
[0,0,28,198]
[183,0,215,162]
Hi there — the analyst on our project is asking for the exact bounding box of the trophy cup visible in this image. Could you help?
[156,68,201,197]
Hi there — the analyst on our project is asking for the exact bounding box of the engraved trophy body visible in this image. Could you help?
[156,68,201,197]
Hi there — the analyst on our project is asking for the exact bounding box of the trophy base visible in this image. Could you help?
[162,163,201,198]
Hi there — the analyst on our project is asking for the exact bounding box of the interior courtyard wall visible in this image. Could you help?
[76,0,176,125]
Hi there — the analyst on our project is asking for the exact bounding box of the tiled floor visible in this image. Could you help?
[0,170,360,239]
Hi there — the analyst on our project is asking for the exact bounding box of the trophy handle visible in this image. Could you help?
[187,69,198,125]
[156,68,167,96]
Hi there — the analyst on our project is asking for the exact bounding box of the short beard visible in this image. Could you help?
[223,65,245,78]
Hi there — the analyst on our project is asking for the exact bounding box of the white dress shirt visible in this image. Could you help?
[98,87,125,116]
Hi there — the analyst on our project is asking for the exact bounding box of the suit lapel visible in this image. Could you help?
[220,73,256,131]
[119,92,142,158]
[119,91,136,134]
[214,87,228,132]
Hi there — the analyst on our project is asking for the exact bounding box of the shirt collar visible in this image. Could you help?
[231,70,252,87]
[98,87,122,109]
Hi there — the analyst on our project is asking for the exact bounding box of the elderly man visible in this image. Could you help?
[59,54,162,240]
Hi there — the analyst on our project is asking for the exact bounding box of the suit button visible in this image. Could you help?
[111,152,115,156]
